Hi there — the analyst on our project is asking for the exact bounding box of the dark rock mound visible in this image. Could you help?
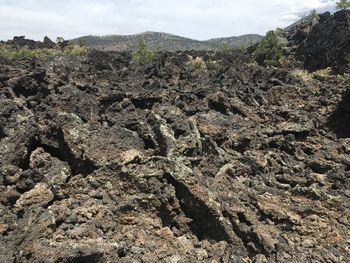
[2,36,56,49]
[293,10,350,73]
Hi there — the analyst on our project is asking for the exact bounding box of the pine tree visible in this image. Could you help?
[336,0,350,10]
[307,9,320,24]
[254,31,283,67]
[132,41,156,64]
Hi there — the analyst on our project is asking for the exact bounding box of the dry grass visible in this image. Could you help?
[186,56,206,71]
[291,69,313,82]
[245,62,259,68]
[0,44,87,60]
[313,67,332,80]
[291,67,350,83]
[335,73,350,82]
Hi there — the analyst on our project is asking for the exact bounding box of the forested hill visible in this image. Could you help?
[74,31,263,51]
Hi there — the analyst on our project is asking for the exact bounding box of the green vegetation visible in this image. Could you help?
[0,43,87,60]
[336,0,350,10]
[56,37,65,43]
[274,28,283,36]
[221,42,231,52]
[306,9,320,23]
[76,33,263,52]
[132,41,156,64]
[253,30,283,67]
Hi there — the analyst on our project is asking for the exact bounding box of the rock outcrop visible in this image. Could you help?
[2,36,57,49]
[286,10,350,73]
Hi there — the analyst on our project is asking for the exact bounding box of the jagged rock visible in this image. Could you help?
[43,36,56,49]
[0,27,350,262]
[58,112,145,167]
[29,147,71,187]
[15,183,54,208]
[5,36,57,50]
[287,10,350,73]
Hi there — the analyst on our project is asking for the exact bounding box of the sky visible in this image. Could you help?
[0,0,336,41]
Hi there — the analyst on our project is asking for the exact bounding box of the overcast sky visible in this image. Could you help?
[0,0,336,41]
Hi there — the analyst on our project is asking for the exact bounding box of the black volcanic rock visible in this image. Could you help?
[43,36,56,49]
[289,10,350,73]
[4,36,57,49]
[327,89,350,138]
[0,36,350,262]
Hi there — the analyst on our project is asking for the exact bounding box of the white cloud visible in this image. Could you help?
[0,0,336,41]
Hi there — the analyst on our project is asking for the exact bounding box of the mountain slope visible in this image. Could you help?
[74,31,263,51]
[207,34,262,48]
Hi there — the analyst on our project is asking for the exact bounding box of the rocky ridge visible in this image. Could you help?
[74,32,263,52]
[284,10,350,73]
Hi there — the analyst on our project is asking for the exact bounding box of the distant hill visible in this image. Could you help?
[207,34,262,48]
[73,31,263,51]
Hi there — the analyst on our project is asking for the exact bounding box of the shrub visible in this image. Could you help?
[336,0,350,10]
[291,68,331,82]
[133,41,156,65]
[0,45,34,59]
[313,68,350,82]
[291,69,313,82]
[306,9,320,24]
[335,73,350,82]
[274,28,283,36]
[56,37,65,43]
[221,42,231,52]
[62,44,88,57]
[313,67,332,80]
[186,56,206,71]
[0,43,87,60]
[291,67,350,83]
[253,30,283,67]
[245,62,259,69]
